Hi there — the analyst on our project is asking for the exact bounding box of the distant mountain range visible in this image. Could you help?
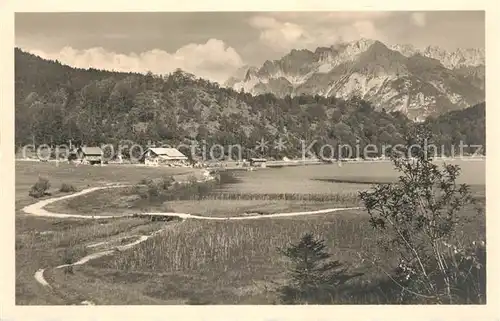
[225,39,485,121]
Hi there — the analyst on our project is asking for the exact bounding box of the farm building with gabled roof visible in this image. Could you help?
[141,147,188,166]
[76,146,103,165]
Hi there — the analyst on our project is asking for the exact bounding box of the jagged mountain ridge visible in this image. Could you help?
[390,43,484,69]
[226,39,485,120]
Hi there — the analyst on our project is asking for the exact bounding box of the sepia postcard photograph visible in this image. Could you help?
[1,1,498,320]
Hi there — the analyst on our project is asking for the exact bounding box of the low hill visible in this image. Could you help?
[426,102,485,155]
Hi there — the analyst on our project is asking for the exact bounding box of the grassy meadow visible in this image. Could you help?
[15,161,201,208]
[15,161,200,304]
[15,159,486,304]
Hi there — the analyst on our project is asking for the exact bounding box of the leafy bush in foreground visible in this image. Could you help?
[359,127,485,304]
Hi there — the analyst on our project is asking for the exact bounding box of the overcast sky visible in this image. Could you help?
[15,11,484,83]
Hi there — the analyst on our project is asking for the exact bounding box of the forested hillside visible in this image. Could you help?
[426,102,485,154]
[15,48,485,159]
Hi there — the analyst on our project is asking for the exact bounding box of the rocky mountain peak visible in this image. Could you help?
[225,39,484,119]
[390,43,419,57]
[244,67,259,82]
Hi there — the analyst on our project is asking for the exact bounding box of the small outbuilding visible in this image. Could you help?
[249,158,267,168]
[140,147,188,166]
[76,146,103,165]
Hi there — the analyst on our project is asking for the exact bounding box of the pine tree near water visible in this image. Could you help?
[278,233,360,304]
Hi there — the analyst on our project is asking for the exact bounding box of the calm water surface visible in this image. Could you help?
[218,160,485,195]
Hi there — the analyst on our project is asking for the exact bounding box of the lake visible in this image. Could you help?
[218,159,485,195]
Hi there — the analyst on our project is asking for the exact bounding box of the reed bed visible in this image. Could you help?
[90,213,378,301]
[15,217,157,251]
[133,179,360,204]
[202,192,360,203]
[87,205,485,304]
[166,199,344,217]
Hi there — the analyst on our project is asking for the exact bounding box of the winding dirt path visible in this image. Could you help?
[23,184,362,220]
[34,230,165,296]
[23,184,362,304]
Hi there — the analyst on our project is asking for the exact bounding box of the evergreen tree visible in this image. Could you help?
[278,233,360,304]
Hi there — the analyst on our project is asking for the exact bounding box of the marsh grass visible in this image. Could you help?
[47,182,361,216]
[165,200,343,217]
[87,213,393,303]
[16,217,159,252]
[93,214,370,272]
[88,203,484,304]
[201,192,360,204]
[62,245,88,274]
[50,218,159,248]
[15,214,168,304]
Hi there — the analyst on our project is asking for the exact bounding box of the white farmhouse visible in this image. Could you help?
[140,147,188,166]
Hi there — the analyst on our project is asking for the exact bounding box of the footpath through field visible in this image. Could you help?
[23,184,361,304]
[22,184,362,221]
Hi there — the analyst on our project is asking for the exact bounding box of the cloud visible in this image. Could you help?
[352,20,378,38]
[248,16,280,29]
[247,14,387,54]
[264,12,394,24]
[102,33,129,39]
[26,39,243,84]
[410,12,426,27]
[249,16,307,51]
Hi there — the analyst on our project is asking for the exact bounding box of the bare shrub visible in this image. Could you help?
[29,177,50,198]
[59,183,77,193]
[160,175,175,189]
